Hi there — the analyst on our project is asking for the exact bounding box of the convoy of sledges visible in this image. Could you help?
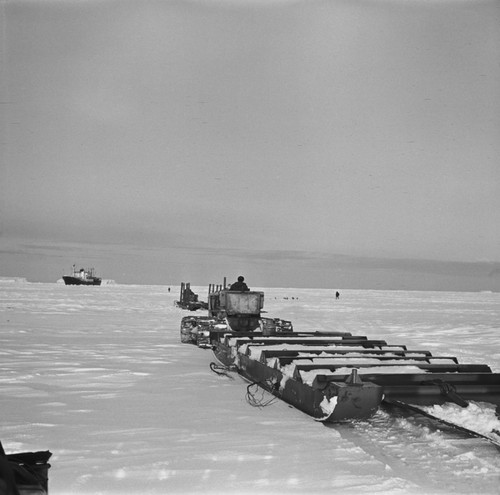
[0,441,52,495]
[180,281,500,448]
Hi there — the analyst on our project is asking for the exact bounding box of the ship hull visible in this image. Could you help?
[63,276,102,286]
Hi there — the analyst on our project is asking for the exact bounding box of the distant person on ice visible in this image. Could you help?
[336,291,340,300]
[230,276,250,292]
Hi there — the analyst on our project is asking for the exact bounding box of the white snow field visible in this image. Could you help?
[1,279,499,494]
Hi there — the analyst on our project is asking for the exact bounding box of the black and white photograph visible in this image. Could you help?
[1,0,500,493]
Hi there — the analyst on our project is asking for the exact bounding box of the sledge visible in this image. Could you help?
[0,441,52,494]
[175,282,208,311]
[180,281,500,431]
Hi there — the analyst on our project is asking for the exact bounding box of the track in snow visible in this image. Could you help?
[330,407,500,494]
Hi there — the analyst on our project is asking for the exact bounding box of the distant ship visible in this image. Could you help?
[63,265,102,286]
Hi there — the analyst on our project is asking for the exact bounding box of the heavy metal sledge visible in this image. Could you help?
[179,280,500,443]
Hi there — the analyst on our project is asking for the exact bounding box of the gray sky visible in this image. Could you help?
[1,0,500,290]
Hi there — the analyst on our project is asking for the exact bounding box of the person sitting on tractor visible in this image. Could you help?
[230,276,250,292]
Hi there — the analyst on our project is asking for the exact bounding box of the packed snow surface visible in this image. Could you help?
[1,280,500,494]
[419,402,500,440]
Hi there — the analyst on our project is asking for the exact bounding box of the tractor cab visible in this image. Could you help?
[208,287,264,332]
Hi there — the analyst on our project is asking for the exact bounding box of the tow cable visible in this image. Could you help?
[210,362,237,379]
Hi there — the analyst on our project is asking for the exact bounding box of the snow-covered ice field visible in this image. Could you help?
[1,279,499,494]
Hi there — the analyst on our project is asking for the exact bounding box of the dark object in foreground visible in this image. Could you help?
[180,281,500,425]
[0,441,52,495]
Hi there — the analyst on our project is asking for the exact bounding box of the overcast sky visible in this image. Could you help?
[1,0,500,290]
